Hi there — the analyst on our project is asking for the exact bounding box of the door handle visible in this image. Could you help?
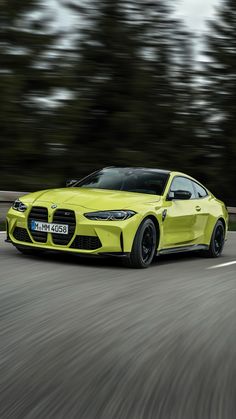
[195,206,201,212]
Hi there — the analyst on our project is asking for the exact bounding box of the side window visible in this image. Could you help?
[170,177,196,200]
[193,182,208,198]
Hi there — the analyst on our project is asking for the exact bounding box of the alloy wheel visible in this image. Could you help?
[214,225,224,256]
[141,225,156,264]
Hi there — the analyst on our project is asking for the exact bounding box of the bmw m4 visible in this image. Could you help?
[6,167,228,268]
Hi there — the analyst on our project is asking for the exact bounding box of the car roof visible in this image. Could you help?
[104,167,203,181]
[104,167,171,174]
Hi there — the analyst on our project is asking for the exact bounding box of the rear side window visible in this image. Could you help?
[193,182,208,198]
[170,177,196,199]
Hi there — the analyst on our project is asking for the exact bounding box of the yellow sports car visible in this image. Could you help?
[6,167,228,268]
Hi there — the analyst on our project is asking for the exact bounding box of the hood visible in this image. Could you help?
[22,188,161,210]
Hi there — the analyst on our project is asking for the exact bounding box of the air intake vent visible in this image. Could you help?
[13,227,32,243]
[28,207,48,243]
[52,209,76,246]
[70,236,102,251]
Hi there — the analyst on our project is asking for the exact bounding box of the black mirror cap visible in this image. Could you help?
[168,190,192,200]
[174,190,192,200]
[66,179,78,188]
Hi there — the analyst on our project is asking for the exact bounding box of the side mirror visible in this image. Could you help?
[168,190,192,200]
[66,179,78,188]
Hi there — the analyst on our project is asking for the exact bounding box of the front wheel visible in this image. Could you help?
[125,218,157,269]
[202,220,225,258]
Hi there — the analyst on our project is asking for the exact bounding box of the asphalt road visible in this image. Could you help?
[0,204,10,223]
[1,233,236,419]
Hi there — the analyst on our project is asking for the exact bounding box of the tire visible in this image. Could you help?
[125,218,157,269]
[202,220,225,258]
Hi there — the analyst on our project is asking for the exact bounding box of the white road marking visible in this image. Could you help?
[208,261,236,269]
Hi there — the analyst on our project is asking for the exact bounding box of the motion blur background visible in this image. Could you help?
[0,0,235,205]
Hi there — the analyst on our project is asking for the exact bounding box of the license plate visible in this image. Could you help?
[31,221,69,235]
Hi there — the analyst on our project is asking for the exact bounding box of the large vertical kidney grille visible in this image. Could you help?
[52,209,76,245]
[28,207,48,243]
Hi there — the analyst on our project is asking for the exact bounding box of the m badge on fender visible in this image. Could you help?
[162,209,167,222]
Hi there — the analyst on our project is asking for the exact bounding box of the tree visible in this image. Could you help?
[202,0,236,204]
[0,0,60,189]
[61,0,145,174]
[128,1,201,172]
[62,0,198,177]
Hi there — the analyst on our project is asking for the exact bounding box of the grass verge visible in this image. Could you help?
[0,221,6,231]
[229,221,236,231]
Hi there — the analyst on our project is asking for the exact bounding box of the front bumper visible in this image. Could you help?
[6,204,141,255]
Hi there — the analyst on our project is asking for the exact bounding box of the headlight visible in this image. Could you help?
[12,199,28,213]
[84,210,136,221]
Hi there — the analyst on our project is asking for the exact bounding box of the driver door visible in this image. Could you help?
[161,176,198,249]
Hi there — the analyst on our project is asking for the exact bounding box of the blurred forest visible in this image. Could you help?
[0,0,235,205]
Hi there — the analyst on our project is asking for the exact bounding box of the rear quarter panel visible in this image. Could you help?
[203,196,228,244]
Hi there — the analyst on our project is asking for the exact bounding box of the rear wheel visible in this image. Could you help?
[202,220,225,258]
[125,218,157,269]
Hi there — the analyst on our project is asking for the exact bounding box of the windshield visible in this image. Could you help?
[74,168,169,195]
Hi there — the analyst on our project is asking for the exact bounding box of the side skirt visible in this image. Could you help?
[158,244,209,256]
[99,252,130,258]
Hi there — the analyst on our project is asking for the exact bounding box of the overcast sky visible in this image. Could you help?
[176,0,222,32]
[52,0,222,33]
